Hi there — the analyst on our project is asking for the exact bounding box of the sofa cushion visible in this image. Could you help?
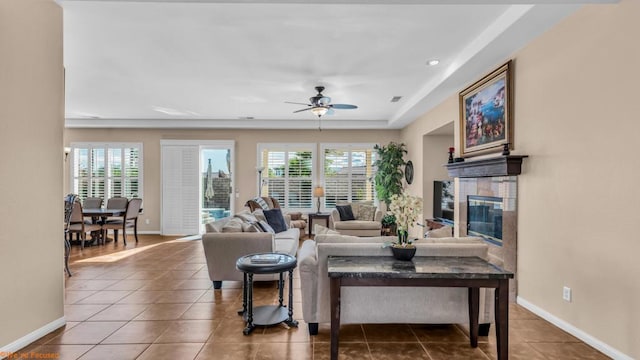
[356,205,377,221]
[314,224,340,236]
[222,217,244,233]
[426,226,453,238]
[235,210,259,224]
[334,220,381,230]
[315,233,392,244]
[264,208,288,233]
[336,205,355,221]
[257,220,275,234]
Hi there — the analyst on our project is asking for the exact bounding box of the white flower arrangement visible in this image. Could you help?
[388,193,423,246]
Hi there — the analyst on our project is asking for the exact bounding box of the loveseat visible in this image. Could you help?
[201,209,299,289]
[330,201,383,236]
[298,233,494,335]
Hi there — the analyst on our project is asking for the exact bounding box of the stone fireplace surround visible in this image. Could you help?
[446,155,527,301]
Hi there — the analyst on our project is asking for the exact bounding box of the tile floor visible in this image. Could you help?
[17,235,609,359]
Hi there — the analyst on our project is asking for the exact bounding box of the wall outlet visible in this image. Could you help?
[563,286,572,302]
[145,219,150,225]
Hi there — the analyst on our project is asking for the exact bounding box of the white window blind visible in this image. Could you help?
[258,144,314,211]
[71,143,143,201]
[321,143,377,208]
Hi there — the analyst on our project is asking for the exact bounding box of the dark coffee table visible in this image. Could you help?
[236,253,299,335]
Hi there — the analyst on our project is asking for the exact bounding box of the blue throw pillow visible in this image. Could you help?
[263,208,288,233]
[336,205,355,221]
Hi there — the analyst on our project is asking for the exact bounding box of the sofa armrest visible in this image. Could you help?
[329,209,340,229]
[374,209,383,222]
[201,232,275,282]
[298,240,319,323]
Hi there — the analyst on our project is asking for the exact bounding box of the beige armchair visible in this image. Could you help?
[330,201,383,236]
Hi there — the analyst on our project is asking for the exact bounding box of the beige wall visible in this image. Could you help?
[401,96,457,238]
[0,0,65,348]
[401,1,640,357]
[63,129,400,232]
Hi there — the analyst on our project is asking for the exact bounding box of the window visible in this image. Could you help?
[71,143,143,201]
[258,144,314,210]
[321,143,377,208]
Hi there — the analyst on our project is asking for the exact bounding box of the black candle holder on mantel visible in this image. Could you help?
[502,143,511,156]
[447,147,455,164]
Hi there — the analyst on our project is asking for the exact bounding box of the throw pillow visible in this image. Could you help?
[356,205,376,221]
[241,222,261,233]
[235,210,259,224]
[425,225,453,238]
[252,209,266,222]
[205,221,222,233]
[336,205,355,221]
[263,208,288,233]
[221,217,244,233]
[257,220,275,234]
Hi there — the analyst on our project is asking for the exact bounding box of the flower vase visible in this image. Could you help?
[391,245,416,261]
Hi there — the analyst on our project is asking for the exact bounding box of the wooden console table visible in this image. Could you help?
[327,256,514,360]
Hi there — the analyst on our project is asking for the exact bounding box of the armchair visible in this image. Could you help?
[330,201,382,236]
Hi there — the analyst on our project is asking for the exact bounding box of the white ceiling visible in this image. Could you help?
[60,0,611,130]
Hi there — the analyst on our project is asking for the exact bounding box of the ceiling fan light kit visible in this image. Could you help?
[286,86,358,119]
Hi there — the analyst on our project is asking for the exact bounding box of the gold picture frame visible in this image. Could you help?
[459,60,513,157]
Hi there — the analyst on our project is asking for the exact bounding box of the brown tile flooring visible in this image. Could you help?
[18,235,609,359]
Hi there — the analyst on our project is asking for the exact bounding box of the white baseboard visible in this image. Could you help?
[516,297,632,360]
[0,317,65,355]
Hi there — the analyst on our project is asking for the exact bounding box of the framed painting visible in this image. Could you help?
[459,60,513,157]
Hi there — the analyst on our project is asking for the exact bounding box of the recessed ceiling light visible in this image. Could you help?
[427,59,440,66]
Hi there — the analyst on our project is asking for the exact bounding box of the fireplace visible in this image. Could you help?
[467,195,503,246]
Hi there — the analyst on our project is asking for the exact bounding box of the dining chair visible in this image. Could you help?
[83,197,103,209]
[68,199,103,249]
[103,198,142,246]
[63,194,78,276]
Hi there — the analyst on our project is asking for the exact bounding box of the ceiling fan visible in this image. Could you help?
[286,86,358,118]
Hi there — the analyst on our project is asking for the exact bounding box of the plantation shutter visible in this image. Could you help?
[70,143,143,201]
[258,144,314,211]
[161,143,200,235]
[322,144,377,209]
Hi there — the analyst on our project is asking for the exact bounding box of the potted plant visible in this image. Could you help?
[373,142,407,207]
[384,193,423,260]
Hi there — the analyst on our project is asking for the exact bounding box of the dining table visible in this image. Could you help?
[82,208,126,244]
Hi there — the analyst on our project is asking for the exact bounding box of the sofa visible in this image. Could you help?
[298,233,494,335]
[330,201,383,236]
[201,209,300,289]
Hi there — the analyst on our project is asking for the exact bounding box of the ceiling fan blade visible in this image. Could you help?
[293,108,313,113]
[285,101,311,106]
[326,108,335,116]
[330,104,358,109]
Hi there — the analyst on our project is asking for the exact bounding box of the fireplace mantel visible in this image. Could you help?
[445,155,528,178]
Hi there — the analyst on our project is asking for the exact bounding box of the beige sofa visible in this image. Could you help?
[330,202,383,236]
[298,233,494,335]
[201,210,299,289]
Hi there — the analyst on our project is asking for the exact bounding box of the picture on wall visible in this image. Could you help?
[459,60,513,157]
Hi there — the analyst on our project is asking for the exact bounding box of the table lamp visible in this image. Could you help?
[313,186,325,214]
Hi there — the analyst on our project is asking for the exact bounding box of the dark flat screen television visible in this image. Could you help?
[433,180,454,223]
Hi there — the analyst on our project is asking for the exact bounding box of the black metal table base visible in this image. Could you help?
[240,269,298,335]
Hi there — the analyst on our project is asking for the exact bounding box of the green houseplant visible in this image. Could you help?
[373,142,407,206]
